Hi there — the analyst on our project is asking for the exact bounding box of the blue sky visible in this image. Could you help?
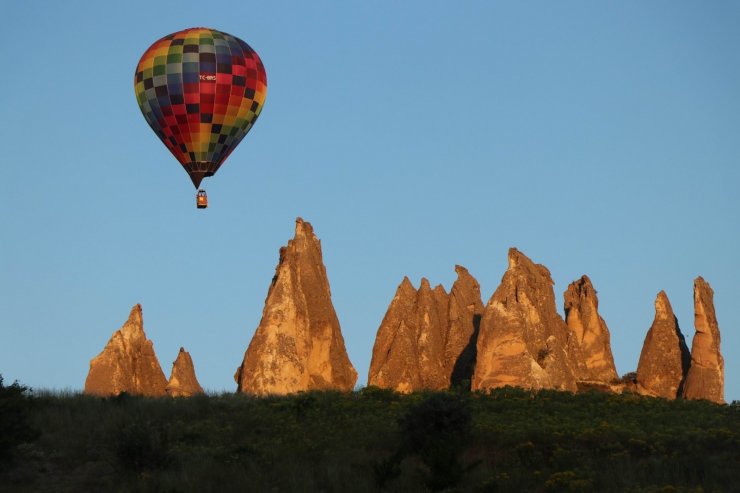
[1,2,738,400]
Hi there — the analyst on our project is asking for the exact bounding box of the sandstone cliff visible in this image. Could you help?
[472,248,579,392]
[166,347,205,397]
[368,266,484,392]
[636,291,690,399]
[234,218,357,395]
[84,304,168,397]
[564,276,619,384]
[682,277,724,403]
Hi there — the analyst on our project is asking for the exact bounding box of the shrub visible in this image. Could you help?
[398,393,473,491]
[0,374,38,464]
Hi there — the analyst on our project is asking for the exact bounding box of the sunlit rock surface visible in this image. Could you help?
[84,304,168,397]
[235,218,357,395]
[682,277,724,403]
[368,265,484,392]
[473,248,578,392]
[166,347,205,397]
[636,291,690,399]
[564,275,619,384]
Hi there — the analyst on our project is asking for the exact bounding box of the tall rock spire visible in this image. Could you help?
[564,275,619,383]
[446,265,484,387]
[682,277,724,403]
[84,304,168,396]
[472,249,578,392]
[234,218,357,395]
[636,291,690,399]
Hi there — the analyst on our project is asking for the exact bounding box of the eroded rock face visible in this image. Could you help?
[368,266,484,392]
[472,248,578,392]
[636,292,690,399]
[166,347,205,397]
[564,276,619,384]
[368,278,448,392]
[235,218,357,395]
[682,277,724,403]
[446,265,484,386]
[84,304,168,397]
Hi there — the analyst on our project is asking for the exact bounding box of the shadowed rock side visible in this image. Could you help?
[166,347,205,397]
[636,292,691,399]
[472,248,579,393]
[235,218,357,395]
[564,276,619,384]
[446,265,484,387]
[682,277,724,403]
[368,266,484,392]
[84,304,168,397]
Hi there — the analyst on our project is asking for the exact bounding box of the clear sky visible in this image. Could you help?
[1,2,738,400]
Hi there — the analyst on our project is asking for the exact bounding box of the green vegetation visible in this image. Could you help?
[1,379,738,492]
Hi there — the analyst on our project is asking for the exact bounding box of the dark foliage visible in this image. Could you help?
[0,387,737,492]
[0,375,39,464]
[398,393,473,490]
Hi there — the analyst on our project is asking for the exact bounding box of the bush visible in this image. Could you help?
[398,393,473,490]
[0,374,38,464]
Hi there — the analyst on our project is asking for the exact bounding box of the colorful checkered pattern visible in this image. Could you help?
[135,27,267,188]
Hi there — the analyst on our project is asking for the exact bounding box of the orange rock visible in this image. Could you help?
[84,304,167,397]
[234,218,357,395]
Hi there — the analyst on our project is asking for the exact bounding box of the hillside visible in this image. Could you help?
[2,383,738,492]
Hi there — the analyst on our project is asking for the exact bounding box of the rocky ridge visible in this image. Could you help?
[367,265,484,392]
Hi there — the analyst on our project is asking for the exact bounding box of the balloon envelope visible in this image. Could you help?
[134,27,267,188]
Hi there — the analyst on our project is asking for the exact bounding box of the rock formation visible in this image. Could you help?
[446,265,485,386]
[84,304,168,397]
[636,291,690,399]
[682,277,724,403]
[367,278,449,392]
[234,218,357,395]
[472,248,579,392]
[564,276,619,384]
[368,266,484,392]
[166,347,205,397]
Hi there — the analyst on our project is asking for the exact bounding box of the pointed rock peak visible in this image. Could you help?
[637,291,689,399]
[419,277,432,291]
[454,264,469,277]
[128,303,143,323]
[235,218,357,395]
[166,347,205,397]
[294,216,314,237]
[506,247,553,282]
[683,276,724,403]
[474,249,577,393]
[564,275,597,309]
[655,291,674,320]
[507,247,529,270]
[84,304,167,397]
[120,303,145,339]
[563,275,618,383]
[433,284,447,296]
[397,276,417,293]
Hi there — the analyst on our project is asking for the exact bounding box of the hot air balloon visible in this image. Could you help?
[134,27,267,208]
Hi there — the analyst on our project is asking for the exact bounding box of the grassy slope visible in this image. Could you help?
[1,387,738,493]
